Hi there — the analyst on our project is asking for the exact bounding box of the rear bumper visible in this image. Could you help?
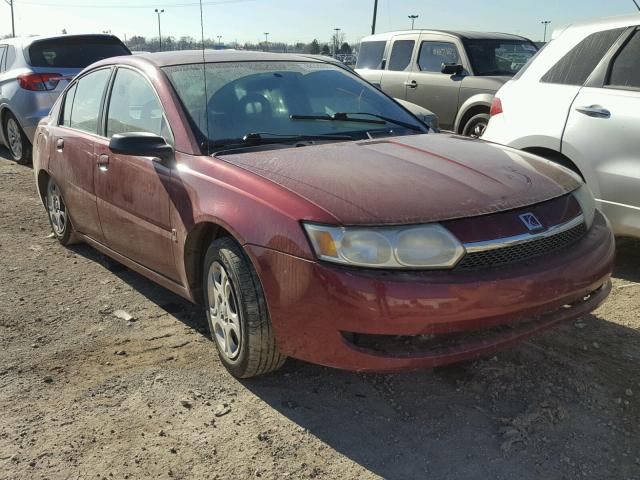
[246,211,614,372]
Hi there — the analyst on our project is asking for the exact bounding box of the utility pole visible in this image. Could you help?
[264,32,269,52]
[155,8,165,51]
[541,20,551,43]
[371,0,378,35]
[4,0,15,37]
[408,14,419,30]
[333,27,341,56]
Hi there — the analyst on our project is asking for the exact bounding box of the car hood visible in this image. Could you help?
[217,134,581,225]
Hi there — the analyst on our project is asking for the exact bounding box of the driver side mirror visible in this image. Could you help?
[109,132,174,164]
[441,63,464,76]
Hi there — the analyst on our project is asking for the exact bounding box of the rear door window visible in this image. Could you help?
[541,28,625,85]
[60,83,78,127]
[418,41,459,72]
[387,39,415,71]
[606,30,640,90]
[356,41,386,69]
[69,69,111,134]
[28,36,129,68]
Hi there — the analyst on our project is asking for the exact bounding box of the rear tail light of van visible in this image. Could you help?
[17,73,62,91]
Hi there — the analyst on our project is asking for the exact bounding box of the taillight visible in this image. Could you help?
[490,97,503,117]
[17,73,62,91]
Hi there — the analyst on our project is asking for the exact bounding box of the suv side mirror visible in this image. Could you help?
[109,132,173,163]
[441,63,464,75]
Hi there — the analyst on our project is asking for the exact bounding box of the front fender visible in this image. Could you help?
[454,93,493,133]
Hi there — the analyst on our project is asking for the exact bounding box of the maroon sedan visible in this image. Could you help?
[32,51,614,378]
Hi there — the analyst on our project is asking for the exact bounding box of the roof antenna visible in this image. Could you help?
[634,0,640,10]
[199,0,210,155]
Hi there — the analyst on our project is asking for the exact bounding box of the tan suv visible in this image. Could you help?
[356,30,538,136]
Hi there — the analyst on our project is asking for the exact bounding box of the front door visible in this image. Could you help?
[562,28,640,236]
[93,66,178,280]
[406,34,466,130]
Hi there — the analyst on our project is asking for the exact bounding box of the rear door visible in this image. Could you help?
[406,34,467,130]
[562,27,640,236]
[379,34,419,100]
[48,67,112,241]
[93,66,178,280]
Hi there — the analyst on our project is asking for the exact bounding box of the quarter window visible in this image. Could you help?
[541,28,625,86]
[356,41,386,70]
[60,83,78,127]
[0,45,7,72]
[69,68,111,134]
[607,30,640,90]
[418,41,459,72]
[387,40,415,71]
[106,68,171,142]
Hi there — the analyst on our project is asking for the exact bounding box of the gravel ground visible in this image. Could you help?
[0,151,639,480]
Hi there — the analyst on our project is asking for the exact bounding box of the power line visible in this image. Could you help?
[17,0,255,8]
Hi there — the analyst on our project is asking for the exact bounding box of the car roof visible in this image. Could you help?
[552,13,640,40]
[128,49,329,68]
[360,30,532,42]
[0,34,124,49]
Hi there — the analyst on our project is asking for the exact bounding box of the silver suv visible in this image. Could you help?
[356,30,538,137]
[0,34,130,164]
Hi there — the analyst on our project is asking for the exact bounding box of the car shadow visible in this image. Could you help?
[614,237,640,283]
[69,239,640,479]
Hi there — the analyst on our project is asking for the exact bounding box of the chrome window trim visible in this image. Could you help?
[463,214,585,253]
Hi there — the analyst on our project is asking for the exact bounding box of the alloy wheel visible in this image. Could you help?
[207,261,242,361]
[470,121,487,138]
[6,118,22,160]
[47,181,67,236]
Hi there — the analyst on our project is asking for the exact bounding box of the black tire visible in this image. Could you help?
[3,112,32,165]
[203,237,286,378]
[462,113,490,138]
[44,176,74,246]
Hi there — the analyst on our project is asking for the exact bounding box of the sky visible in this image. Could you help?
[2,0,638,45]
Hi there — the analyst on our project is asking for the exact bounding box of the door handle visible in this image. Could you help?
[404,80,418,88]
[56,138,64,151]
[575,105,611,118]
[97,154,109,171]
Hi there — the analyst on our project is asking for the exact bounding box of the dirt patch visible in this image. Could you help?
[0,152,639,480]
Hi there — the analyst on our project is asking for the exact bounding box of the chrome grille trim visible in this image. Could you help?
[463,214,585,253]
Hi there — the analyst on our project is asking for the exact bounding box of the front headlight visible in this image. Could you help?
[572,184,596,229]
[303,223,464,269]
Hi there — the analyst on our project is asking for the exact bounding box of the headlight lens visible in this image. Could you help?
[572,184,596,229]
[303,223,464,269]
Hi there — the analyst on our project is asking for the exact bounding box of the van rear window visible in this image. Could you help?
[356,41,386,69]
[28,36,130,68]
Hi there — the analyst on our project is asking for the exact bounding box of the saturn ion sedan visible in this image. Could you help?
[32,50,614,378]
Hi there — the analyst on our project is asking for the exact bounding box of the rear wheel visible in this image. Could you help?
[45,176,73,246]
[203,237,285,378]
[3,112,32,165]
[462,113,490,138]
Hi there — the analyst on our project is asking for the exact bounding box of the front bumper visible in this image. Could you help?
[246,211,614,372]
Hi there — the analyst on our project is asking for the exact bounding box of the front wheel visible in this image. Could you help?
[462,113,490,138]
[3,113,32,165]
[203,237,286,378]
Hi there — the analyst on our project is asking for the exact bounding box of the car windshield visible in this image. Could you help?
[163,61,426,148]
[463,39,538,76]
[28,36,130,68]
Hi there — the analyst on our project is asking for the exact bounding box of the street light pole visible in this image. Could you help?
[155,8,165,51]
[3,0,15,37]
[408,14,419,30]
[333,27,341,57]
[541,20,551,43]
[217,35,222,46]
[264,32,269,52]
[371,0,378,35]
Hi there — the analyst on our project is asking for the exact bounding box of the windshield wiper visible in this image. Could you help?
[291,112,423,132]
[208,132,354,150]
